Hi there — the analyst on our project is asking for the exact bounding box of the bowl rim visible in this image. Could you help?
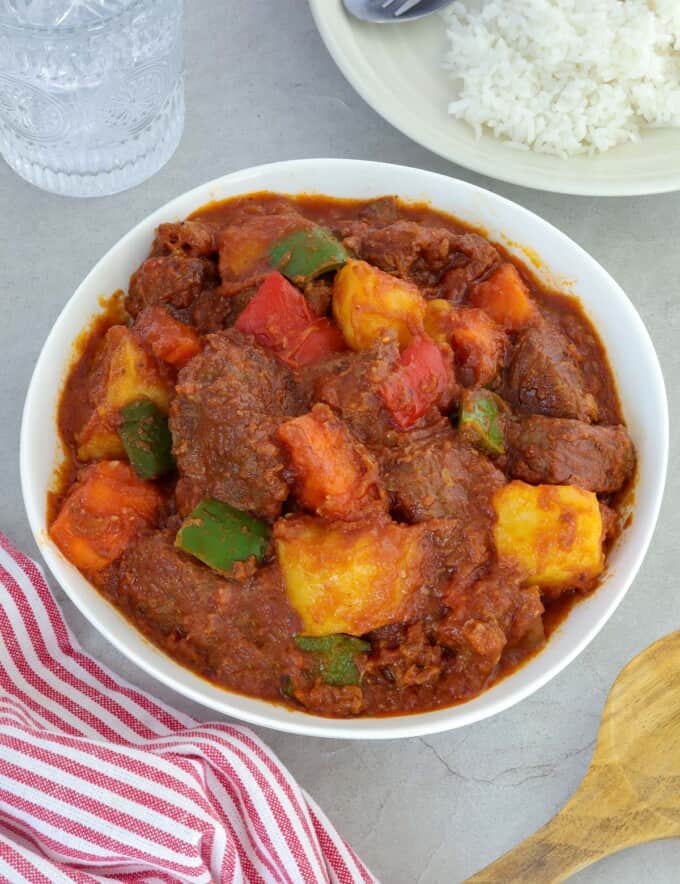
[307,0,680,197]
[20,158,669,739]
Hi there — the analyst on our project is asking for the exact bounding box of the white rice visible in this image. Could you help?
[442,0,680,157]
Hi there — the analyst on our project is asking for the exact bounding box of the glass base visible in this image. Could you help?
[0,80,184,198]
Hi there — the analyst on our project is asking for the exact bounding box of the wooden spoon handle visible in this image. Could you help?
[465,763,678,883]
[469,631,680,882]
[464,809,597,883]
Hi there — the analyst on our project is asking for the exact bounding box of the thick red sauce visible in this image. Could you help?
[49,193,634,718]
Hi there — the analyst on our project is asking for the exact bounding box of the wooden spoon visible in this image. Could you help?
[467,631,680,882]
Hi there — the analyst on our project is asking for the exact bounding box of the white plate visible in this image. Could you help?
[309,0,680,196]
[21,159,668,739]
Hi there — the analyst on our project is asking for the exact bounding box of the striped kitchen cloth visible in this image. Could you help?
[0,535,376,884]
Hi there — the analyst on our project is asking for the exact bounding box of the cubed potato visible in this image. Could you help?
[274,516,431,636]
[423,299,455,346]
[333,259,426,351]
[76,326,171,461]
[76,427,125,462]
[102,327,171,411]
[468,263,539,331]
[493,480,604,589]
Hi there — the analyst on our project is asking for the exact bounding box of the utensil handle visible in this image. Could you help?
[465,764,674,883]
[464,809,595,883]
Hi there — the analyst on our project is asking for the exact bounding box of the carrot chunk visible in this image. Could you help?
[277,404,387,521]
[134,306,202,368]
[50,461,162,573]
[468,263,539,331]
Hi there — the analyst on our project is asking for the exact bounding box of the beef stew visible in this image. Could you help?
[48,193,635,718]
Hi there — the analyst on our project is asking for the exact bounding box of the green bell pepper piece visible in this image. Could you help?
[176,498,270,573]
[459,390,507,456]
[269,226,349,284]
[294,634,371,686]
[119,399,175,480]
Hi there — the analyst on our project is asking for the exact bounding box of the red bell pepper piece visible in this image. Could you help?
[283,318,346,368]
[235,272,315,351]
[236,273,345,368]
[379,335,453,429]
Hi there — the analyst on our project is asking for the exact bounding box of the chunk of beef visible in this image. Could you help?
[381,424,505,522]
[126,255,218,319]
[303,277,333,316]
[381,426,506,595]
[339,220,499,298]
[313,337,401,449]
[555,309,623,425]
[174,476,206,518]
[501,322,598,422]
[313,336,446,450]
[189,285,256,334]
[154,220,218,258]
[360,564,543,707]
[426,516,491,593]
[435,567,544,688]
[287,681,364,717]
[115,531,237,652]
[357,196,400,227]
[600,502,620,545]
[439,235,501,301]
[115,533,300,698]
[169,330,305,520]
[364,621,443,690]
[505,415,635,493]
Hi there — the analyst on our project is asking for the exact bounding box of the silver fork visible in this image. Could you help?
[342,0,455,23]
[382,0,426,15]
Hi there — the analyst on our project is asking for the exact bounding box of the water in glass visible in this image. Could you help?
[0,0,184,197]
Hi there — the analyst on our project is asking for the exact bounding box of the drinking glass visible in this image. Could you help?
[0,0,184,197]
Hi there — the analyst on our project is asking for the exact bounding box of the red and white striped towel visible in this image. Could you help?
[0,534,376,884]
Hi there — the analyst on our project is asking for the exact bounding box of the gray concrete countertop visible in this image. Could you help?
[1,2,678,881]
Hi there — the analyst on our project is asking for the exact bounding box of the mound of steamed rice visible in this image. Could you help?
[442,0,680,157]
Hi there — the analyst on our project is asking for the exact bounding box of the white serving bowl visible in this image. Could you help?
[21,159,668,739]
[309,1,680,196]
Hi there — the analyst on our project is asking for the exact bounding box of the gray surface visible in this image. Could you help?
[0,2,678,882]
